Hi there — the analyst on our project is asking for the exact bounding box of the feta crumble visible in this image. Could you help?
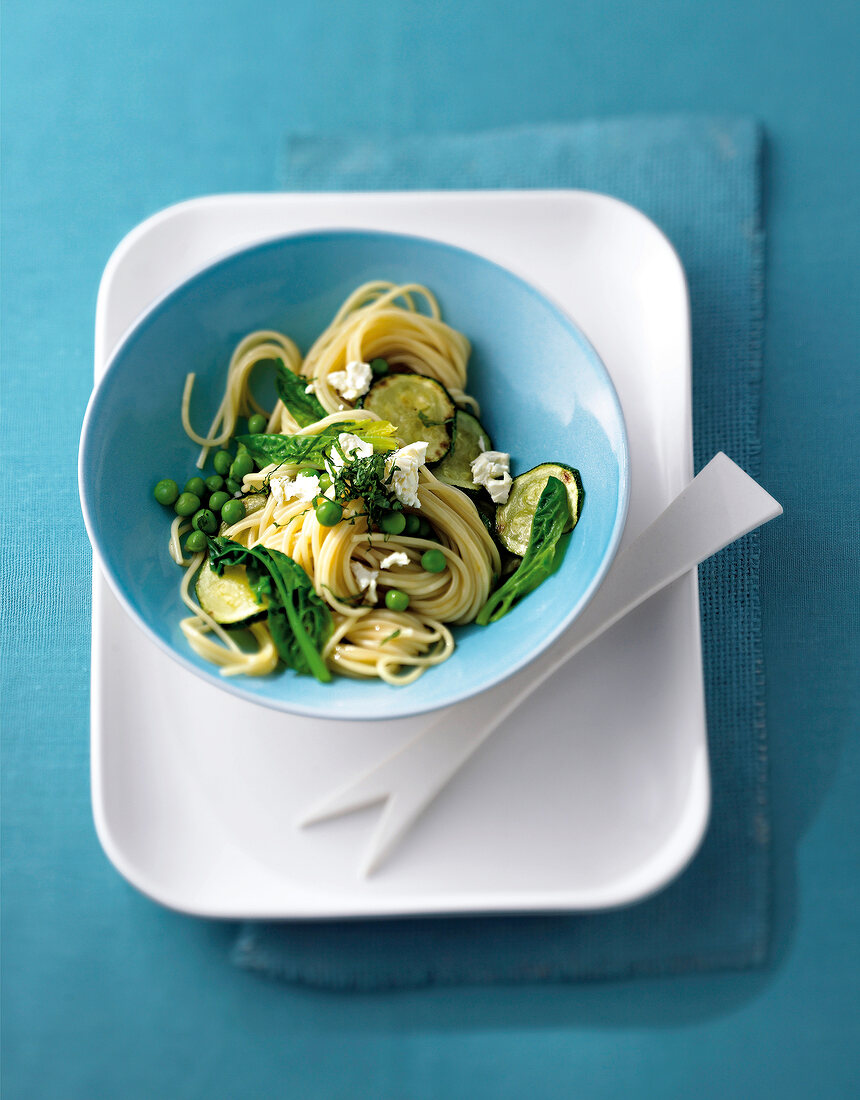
[384,441,429,509]
[269,472,321,505]
[471,450,512,504]
[327,360,373,402]
[351,562,379,604]
[327,432,374,474]
[379,550,410,570]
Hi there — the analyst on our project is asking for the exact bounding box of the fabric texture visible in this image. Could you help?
[232,117,768,989]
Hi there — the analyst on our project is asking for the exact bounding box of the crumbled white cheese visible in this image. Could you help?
[304,382,316,395]
[471,450,512,504]
[471,450,511,482]
[269,472,321,505]
[327,432,374,474]
[379,550,410,570]
[352,562,379,604]
[327,360,373,402]
[384,441,429,509]
[485,476,513,505]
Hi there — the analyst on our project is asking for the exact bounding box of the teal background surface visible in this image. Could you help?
[2,1,858,1097]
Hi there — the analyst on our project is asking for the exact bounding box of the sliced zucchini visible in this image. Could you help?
[242,492,267,515]
[475,501,497,539]
[196,562,268,626]
[359,373,454,463]
[217,491,266,538]
[495,463,584,557]
[434,410,492,491]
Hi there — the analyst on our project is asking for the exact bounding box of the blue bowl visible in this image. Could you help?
[80,230,629,720]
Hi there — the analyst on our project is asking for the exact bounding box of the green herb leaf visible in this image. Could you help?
[341,420,401,452]
[417,410,454,429]
[475,477,571,625]
[274,360,327,427]
[331,450,401,530]
[237,431,334,469]
[237,420,398,471]
[207,537,332,682]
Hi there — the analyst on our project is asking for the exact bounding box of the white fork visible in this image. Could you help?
[299,453,782,876]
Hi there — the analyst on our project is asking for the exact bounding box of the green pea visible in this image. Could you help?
[213,450,233,476]
[380,510,406,535]
[370,357,389,377]
[205,474,224,492]
[174,492,201,517]
[316,499,343,527]
[208,490,230,513]
[192,509,218,534]
[247,413,267,434]
[421,548,447,574]
[221,498,245,526]
[184,529,207,553]
[225,477,241,495]
[403,514,421,536]
[153,478,179,506]
[417,517,435,540]
[385,589,410,612]
[230,452,254,480]
[184,476,206,498]
[318,473,332,491]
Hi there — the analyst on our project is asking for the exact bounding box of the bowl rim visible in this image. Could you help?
[79,226,630,720]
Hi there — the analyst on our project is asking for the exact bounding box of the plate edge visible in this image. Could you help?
[90,190,705,917]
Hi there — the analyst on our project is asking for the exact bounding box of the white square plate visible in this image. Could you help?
[91,191,708,917]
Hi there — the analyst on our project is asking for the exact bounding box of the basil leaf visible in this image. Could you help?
[236,431,335,469]
[475,476,571,625]
[274,360,327,426]
[207,537,332,682]
[331,449,400,529]
[259,547,332,680]
[237,419,398,471]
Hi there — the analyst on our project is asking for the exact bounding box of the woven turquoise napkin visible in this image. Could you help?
[234,117,767,988]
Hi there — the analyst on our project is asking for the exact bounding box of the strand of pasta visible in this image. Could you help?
[301,283,470,415]
[168,516,192,565]
[178,548,279,676]
[182,331,303,467]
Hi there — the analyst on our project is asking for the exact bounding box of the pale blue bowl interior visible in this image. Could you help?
[80,231,628,720]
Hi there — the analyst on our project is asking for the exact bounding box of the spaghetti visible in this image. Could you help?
[176,282,501,685]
